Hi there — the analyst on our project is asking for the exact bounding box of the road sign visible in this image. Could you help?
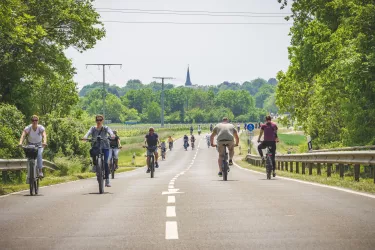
[247,123,255,132]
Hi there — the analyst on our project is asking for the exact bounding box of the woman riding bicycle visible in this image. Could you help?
[167,136,174,150]
[82,115,115,187]
[19,115,47,177]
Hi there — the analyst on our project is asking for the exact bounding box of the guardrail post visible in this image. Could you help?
[327,163,332,177]
[339,164,344,179]
[16,170,22,183]
[308,163,313,175]
[302,162,306,174]
[290,162,293,173]
[335,164,339,173]
[281,162,284,171]
[317,163,321,175]
[296,162,299,174]
[2,171,8,184]
[354,164,360,182]
[285,162,288,171]
[277,161,280,170]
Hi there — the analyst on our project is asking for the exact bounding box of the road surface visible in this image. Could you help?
[1,136,375,250]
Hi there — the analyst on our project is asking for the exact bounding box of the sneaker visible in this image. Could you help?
[273,171,276,177]
[146,168,151,173]
[229,159,233,166]
[218,172,222,177]
[38,169,44,178]
[155,162,159,168]
[105,179,111,187]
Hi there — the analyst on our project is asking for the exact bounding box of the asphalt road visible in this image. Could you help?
[1,136,375,250]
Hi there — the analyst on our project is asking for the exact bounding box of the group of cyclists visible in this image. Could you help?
[19,113,279,188]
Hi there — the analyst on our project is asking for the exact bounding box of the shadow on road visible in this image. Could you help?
[23,194,45,197]
[212,180,239,182]
[258,179,278,181]
[82,192,114,195]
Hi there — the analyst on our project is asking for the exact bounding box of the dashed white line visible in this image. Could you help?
[166,206,176,217]
[168,185,174,189]
[166,221,179,239]
[168,196,176,203]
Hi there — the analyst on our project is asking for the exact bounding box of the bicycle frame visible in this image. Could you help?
[265,146,273,179]
[145,146,157,178]
[221,144,229,181]
[23,146,41,196]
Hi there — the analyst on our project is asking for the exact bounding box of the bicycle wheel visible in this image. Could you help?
[150,156,154,178]
[34,179,39,195]
[223,161,228,181]
[266,156,272,180]
[97,157,104,194]
[29,161,34,196]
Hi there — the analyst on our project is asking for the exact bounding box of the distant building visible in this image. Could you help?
[185,66,193,87]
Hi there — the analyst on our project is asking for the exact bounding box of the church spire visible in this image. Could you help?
[185,65,192,86]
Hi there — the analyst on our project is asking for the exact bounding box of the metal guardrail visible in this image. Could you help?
[0,159,58,171]
[312,145,375,152]
[246,151,375,183]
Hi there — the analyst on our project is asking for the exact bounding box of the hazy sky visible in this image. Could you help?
[65,0,292,89]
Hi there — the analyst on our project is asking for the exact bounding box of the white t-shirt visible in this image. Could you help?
[24,125,45,144]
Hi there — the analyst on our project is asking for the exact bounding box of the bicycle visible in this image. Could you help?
[85,137,106,194]
[218,143,237,181]
[144,146,157,178]
[183,140,188,151]
[23,145,42,196]
[191,140,195,150]
[109,146,121,179]
[161,147,166,160]
[259,142,274,180]
[168,142,173,151]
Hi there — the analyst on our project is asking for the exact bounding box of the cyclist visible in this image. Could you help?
[167,136,174,150]
[198,124,201,135]
[205,132,211,147]
[18,115,47,177]
[83,115,115,187]
[210,117,239,177]
[237,123,241,133]
[144,127,160,173]
[209,123,213,133]
[183,135,189,150]
[257,115,279,177]
[160,141,167,159]
[191,134,196,149]
[190,125,194,135]
[108,130,121,171]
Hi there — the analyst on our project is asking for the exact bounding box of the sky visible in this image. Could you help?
[65,0,293,89]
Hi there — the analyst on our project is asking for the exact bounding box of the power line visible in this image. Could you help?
[96,7,292,15]
[98,10,290,18]
[102,21,292,25]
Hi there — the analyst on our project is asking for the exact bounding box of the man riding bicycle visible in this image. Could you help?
[83,115,115,187]
[167,136,174,150]
[210,117,239,177]
[257,115,279,177]
[19,115,47,177]
[108,130,121,170]
[145,127,160,173]
[183,135,189,149]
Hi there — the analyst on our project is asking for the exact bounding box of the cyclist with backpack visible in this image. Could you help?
[108,130,121,170]
[257,115,279,177]
[82,115,115,187]
[18,115,47,177]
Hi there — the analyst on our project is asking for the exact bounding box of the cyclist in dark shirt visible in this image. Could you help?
[257,115,279,177]
[144,127,160,173]
[108,130,121,170]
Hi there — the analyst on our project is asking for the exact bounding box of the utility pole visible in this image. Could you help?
[86,64,122,124]
[153,76,174,128]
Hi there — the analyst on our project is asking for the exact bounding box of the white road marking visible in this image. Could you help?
[166,206,176,217]
[234,162,375,199]
[168,185,174,189]
[168,196,176,203]
[165,221,179,239]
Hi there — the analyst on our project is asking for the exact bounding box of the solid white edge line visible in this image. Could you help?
[168,196,176,203]
[234,162,375,199]
[165,221,179,240]
[166,206,176,217]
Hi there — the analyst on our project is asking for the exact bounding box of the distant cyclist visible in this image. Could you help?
[144,127,160,173]
[108,130,121,170]
[210,123,213,133]
[205,132,211,147]
[19,115,47,177]
[183,135,189,150]
[160,141,167,159]
[237,123,241,133]
[82,115,115,187]
[190,125,194,135]
[198,124,201,135]
[191,134,196,148]
[210,117,239,177]
[167,136,174,150]
[257,115,279,177]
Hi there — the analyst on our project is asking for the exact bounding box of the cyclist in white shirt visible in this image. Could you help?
[19,115,47,177]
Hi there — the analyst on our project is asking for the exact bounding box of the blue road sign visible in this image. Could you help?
[247,123,255,131]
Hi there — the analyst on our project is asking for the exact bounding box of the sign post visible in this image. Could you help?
[247,123,255,154]
[307,135,313,152]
